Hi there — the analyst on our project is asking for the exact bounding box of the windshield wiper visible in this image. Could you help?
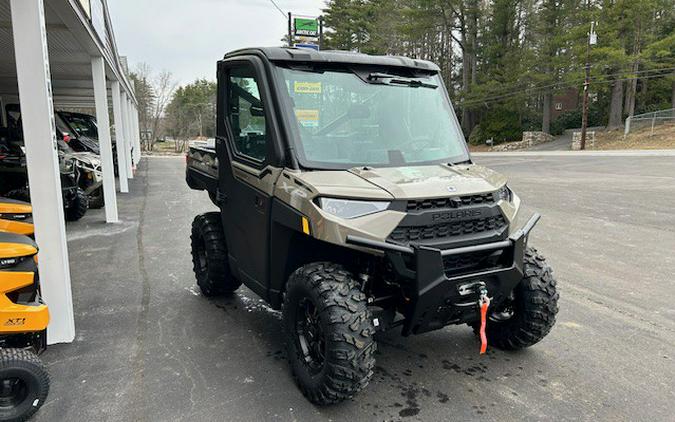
[367,73,437,89]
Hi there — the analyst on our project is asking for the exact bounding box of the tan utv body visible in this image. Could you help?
[186,47,559,405]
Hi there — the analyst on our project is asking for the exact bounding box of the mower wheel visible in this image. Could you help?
[88,187,105,209]
[283,262,376,405]
[65,188,89,221]
[473,247,559,349]
[190,212,241,296]
[0,348,49,422]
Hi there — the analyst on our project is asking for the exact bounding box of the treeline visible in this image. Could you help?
[164,80,217,145]
[322,0,675,143]
[129,64,216,152]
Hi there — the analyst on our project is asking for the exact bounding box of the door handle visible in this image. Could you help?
[254,196,264,208]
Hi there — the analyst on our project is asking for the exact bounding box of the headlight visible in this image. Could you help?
[497,185,512,202]
[318,198,390,219]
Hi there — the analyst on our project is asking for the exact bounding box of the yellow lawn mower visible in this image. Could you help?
[0,198,33,238]
[0,232,49,421]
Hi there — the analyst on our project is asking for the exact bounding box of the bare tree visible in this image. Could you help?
[149,70,177,149]
[130,64,177,151]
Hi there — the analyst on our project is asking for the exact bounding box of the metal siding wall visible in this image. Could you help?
[90,0,106,44]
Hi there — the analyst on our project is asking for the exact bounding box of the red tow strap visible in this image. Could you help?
[479,294,490,354]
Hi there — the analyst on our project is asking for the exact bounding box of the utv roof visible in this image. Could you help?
[223,47,440,72]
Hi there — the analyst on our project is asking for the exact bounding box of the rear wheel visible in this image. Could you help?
[473,247,559,349]
[64,188,88,221]
[190,212,240,296]
[283,262,376,405]
[0,348,49,422]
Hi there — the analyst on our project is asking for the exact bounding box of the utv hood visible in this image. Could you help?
[347,164,506,199]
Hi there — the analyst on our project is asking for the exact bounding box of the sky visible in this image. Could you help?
[108,0,325,85]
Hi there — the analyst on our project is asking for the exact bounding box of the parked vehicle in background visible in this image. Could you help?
[56,110,129,179]
[5,104,105,209]
[55,111,100,154]
[1,106,93,220]
[186,48,559,404]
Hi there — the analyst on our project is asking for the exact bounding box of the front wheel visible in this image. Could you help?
[474,247,559,350]
[283,262,376,405]
[0,348,50,422]
[64,187,89,221]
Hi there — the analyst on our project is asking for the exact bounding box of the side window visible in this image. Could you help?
[227,65,267,162]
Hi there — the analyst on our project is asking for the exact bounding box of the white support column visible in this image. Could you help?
[110,81,129,193]
[91,57,118,223]
[10,0,75,344]
[132,104,142,164]
[128,99,140,165]
[125,99,134,165]
[120,92,134,178]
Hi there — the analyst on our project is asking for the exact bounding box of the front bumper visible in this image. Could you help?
[347,213,540,336]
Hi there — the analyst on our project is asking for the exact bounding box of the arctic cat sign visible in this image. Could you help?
[294,18,319,37]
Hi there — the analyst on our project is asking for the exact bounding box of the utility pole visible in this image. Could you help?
[580,21,597,150]
[319,16,324,50]
[287,12,293,47]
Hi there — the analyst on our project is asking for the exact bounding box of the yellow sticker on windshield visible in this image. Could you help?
[295,109,319,128]
[294,81,322,94]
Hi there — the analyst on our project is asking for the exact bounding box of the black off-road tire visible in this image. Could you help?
[64,188,89,222]
[473,247,559,349]
[283,262,376,405]
[0,348,50,422]
[190,212,241,296]
[88,187,105,209]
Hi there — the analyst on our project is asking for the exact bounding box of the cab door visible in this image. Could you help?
[216,58,283,299]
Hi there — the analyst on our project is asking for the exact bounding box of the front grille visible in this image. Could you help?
[388,215,507,244]
[406,193,495,212]
[442,249,505,277]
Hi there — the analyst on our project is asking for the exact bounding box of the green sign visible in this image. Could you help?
[294,18,319,38]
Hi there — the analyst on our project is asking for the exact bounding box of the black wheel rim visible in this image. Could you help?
[295,298,326,374]
[0,377,28,410]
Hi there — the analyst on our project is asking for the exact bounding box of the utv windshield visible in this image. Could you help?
[277,66,468,169]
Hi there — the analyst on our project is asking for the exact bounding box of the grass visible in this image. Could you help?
[468,122,675,152]
[142,140,187,156]
[591,123,675,150]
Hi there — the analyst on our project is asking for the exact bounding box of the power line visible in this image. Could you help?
[456,64,675,106]
[267,0,288,19]
[456,67,675,107]
[457,72,674,107]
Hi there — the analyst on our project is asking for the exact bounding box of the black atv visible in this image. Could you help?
[0,128,89,222]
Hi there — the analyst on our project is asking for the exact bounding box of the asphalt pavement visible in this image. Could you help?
[35,153,675,421]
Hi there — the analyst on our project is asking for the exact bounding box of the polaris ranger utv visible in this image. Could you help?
[186,47,559,404]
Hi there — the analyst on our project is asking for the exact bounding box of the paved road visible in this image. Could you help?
[527,133,572,151]
[37,155,675,421]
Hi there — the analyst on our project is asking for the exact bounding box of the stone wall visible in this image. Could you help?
[571,131,595,150]
[522,131,554,146]
[491,131,554,151]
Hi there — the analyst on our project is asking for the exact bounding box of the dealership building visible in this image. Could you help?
[0,0,140,343]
